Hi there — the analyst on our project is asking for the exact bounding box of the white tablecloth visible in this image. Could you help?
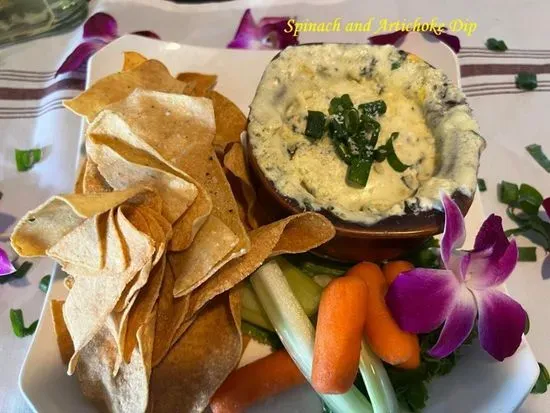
[0,1,549,412]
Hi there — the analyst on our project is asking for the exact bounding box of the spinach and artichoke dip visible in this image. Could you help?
[247,44,486,225]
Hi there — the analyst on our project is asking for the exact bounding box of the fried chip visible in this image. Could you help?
[170,215,238,298]
[74,158,87,194]
[83,158,112,194]
[50,300,74,365]
[152,262,190,367]
[187,212,335,317]
[208,90,246,152]
[176,72,217,96]
[86,135,198,224]
[122,51,148,71]
[150,291,241,413]
[64,60,190,122]
[11,187,147,257]
[65,207,155,375]
[224,142,258,228]
[76,307,156,413]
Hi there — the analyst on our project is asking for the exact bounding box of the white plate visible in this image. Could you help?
[19,34,539,413]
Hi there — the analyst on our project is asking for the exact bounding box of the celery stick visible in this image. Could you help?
[277,258,322,316]
[240,282,274,331]
[312,274,334,288]
[251,261,373,413]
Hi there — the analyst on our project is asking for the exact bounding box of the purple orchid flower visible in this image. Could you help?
[0,248,15,276]
[369,28,461,54]
[227,9,298,50]
[543,197,550,218]
[56,12,159,77]
[386,192,526,361]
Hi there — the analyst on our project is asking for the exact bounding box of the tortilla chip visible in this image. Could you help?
[50,300,74,365]
[123,51,148,71]
[64,275,74,290]
[150,291,241,413]
[187,212,335,317]
[224,142,258,228]
[74,158,87,194]
[83,158,112,194]
[76,307,156,413]
[208,90,246,152]
[152,262,190,367]
[86,135,197,224]
[10,187,147,257]
[65,207,155,375]
[176,72,217,96]
[64,60,190,122]
[123,256,165,363]
[168,316,195,350]
[170,215,238,297]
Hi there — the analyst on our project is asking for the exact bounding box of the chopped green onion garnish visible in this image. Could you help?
[358,100,387,117]
[15,148,42,172]
[524,313,530,335]
[516,72,538,91]
[477,178,487,192]
[333,140,352,165]
[526,144,550,173]
[305,111,326,139]
[329,94,353,115]
[385,133,410,173]
[485,38,508,51]
[363,116,381,147]
[531,363,550,394]
[498,181,519,204]
[343,108,360,134]
[39,275,51,293]
[391,61,401,70]
[0,261,33,285]
[347,157,374,188]
[518,183,543,215]
[9,308,38,338]
[504,226,529,237]
[518,247,537,262]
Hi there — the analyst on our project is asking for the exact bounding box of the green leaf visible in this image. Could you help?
[504,226,530,237]
[477,178,487,192]
[518,247,537,262]
[518,183,543,215]
[516,72,538,91]
[39,275,51,293]
[0,261,33,284]
[9,308,37,338]
[485,38,508,51]
[15,148,42,172]
[498,181,519,205]
[531,363,550,394]
[526,144,550,173]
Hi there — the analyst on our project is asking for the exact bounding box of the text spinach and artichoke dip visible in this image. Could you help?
[247,44,486,225]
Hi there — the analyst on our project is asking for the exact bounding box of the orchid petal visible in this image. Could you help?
[474,289,526,361]
[441,192,466,268]
[543,197,550,218]
[428,286,476,358]
[468,239,518,289]
[0,248,15,276]
[56,40,105,77]
[368,31,408,46]
[132,30,160,40]
[434,31,461,54]
[386,268,459,333]
[83,12,118,40]
[473,214,509,258]
[259,21,299,49]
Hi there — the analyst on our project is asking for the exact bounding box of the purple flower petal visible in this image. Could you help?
[56,40,105,77]
[428,286,476,358]
[474,289,526,361]
[368,30,408,46]
[467,239,518,290]
[386,268,459,333]
[441,192,466,269]
[434,31,461,54]
[132,30,160,40]
[83,12,118,40]
[259,20,299,49]
[0,247,16,276]
[543,197,550,218]
[473,214,509,258]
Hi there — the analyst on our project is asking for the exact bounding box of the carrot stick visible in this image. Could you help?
[382,260,414,285]
[312,275,369,394]
[210,350,306,413]
[347,262,420,367]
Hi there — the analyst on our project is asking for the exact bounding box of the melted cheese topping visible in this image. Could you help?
[248,44,485,225]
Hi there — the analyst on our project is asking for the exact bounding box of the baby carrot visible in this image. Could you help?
[210,350,305,413]
[312,275,369,394]
[382,260,414,285]
[348,262,420,367]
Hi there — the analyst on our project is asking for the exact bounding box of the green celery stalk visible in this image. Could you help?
[251,261,374,413]
[277,258,323,316]
[240,283,274,331]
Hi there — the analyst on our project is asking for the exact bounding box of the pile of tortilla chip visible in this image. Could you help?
[10,53,335,413]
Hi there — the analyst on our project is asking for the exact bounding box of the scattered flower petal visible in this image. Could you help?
[543,197,550,218]
[56,40,105,76]
[132,30,160,39]
[0,248,16,276]
[475,289,527,361]
[368,28,461,53]
[83,12,118,40]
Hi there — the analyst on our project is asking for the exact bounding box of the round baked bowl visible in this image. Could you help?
[247,43,485,262]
